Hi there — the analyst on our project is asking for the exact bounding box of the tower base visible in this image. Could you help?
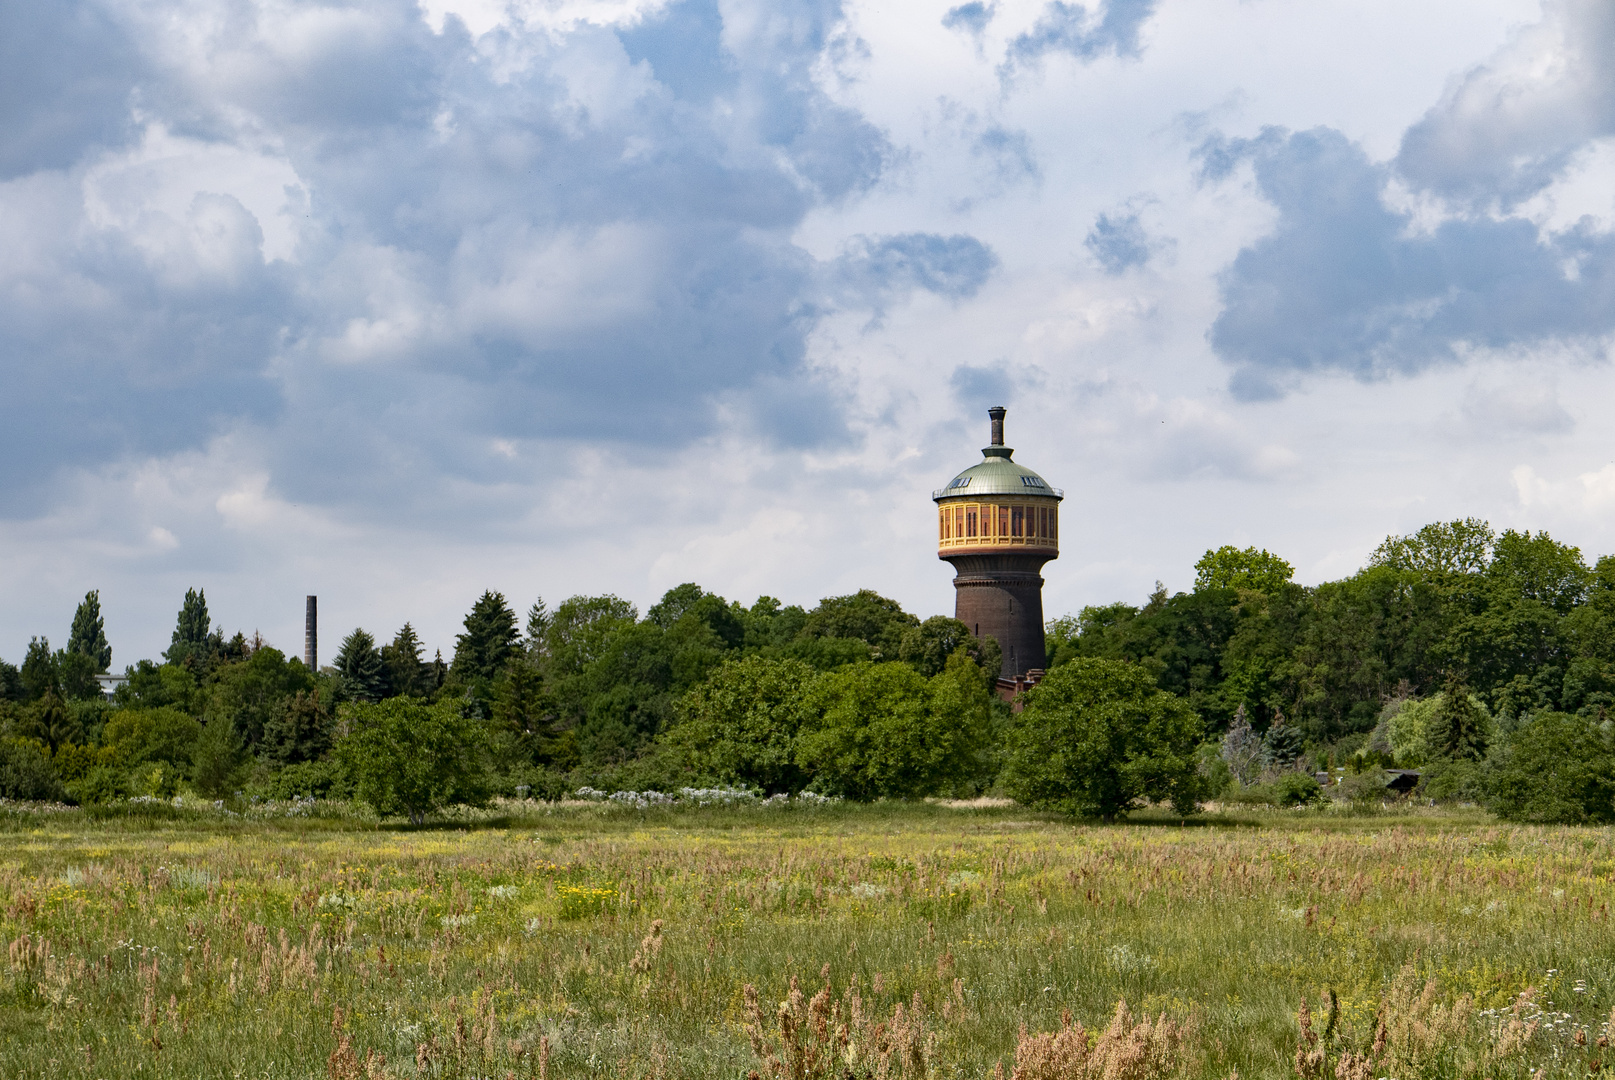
[945,552,1053,679]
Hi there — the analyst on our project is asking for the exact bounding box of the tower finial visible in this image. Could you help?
[988,405,1006,447]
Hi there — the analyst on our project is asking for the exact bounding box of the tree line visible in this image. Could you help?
[1,517,1612,822]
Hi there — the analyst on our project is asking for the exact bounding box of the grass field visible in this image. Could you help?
[2,797,1613,1080]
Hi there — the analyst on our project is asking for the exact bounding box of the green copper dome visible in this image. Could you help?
[933,407,1063,502]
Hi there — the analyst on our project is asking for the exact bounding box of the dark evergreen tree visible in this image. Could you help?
[1432,674,1488,761]
[20,690,83,752]
[525,600,551,658]
[67,590,112,672]
[19,638,57,701]
[261,690,332,765]
[165,588,215,665]
[1262,709,1305,770]
[491,660,570,766]
[335,629,387,703]
[381,623,428,697]
[0,660,22,703]
[452,591,521,681]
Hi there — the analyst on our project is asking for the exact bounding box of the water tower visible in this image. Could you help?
[934,406,1062,687]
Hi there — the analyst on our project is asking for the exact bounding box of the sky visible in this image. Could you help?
[5,0,1615,668]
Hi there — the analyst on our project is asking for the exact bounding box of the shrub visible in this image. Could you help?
[0,738,66,801]
[69,765,128,805]
[335,698,489,823]
[102,707,202,773]
[1486,711,1615,823]
[796,656,991,800]
[663,656,820,793]
[260,758,352,800]
[1002,658,1204,819]
[1272,771,1323,806]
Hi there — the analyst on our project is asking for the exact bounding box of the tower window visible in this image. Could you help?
[998,505,1010,538]
[966,507,978,537]
[1011,506,1024,537]
[1020,476,1045,488]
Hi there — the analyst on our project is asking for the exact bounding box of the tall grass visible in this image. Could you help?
[0,799,1611,1078]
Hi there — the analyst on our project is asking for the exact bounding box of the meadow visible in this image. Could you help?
[2,797,1613,1080]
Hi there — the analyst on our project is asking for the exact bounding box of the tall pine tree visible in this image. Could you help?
[452,591,520,682]
[67,590,112,672]
[1433,673,1489,761]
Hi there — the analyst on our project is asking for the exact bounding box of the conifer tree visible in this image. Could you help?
[335,629,388,703]
[381,623,428,697]
[452,591,521,681]
[165,588,214,664]
[1221,703,1264,784]
[1262,709,1306,771]
[67,590,112,672]
[1433,673,1488,761]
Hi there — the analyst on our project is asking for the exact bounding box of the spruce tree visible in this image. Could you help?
[452,591,521,682]
[1433,673,1488,761]
[335,629,388,703]
[1262,709,1306,771]
[381,623,428,697]
[67,590,112,672]
[1221,703,1264,784]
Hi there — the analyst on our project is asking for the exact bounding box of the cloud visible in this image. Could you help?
[830,232,1000,307]
[942,2,996,36]
[1085,211,1152,274]
[1201,126,1615,400]
[1397,0,1615,208]
[0,0,918,522]
[950,362,1014,412]
[1004,0,1157,70]
[1459,380,1575,436]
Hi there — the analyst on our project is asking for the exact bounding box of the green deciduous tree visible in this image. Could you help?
[0,738,66,801]
[335,629,387,702]
[335,698,489,823]
[1487,711,1615,824]
[452,592,522,682]
[1193,546,1295,594]
[665,656,821,793]
[800,590,920,661]
[897,616,998,679]
[67,590,112,671]
[797,658,991,800]
[1002,658,1204,819]
[102,708,203,776]
[191,716,246,797]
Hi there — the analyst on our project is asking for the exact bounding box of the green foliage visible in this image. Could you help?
[20,637,57,701]
[1486,711,1615,824]
[114,659,201,713]
[69,765,127,805]
[16,691,83,752]
[257,757,352,800]
[259,690,332,765]
[0,737,66,801]
[1272,771,1323,806]
[67,589,112,671]
[491,659,573,769]
[381,623,430,697]
[165,587,217,666]
[102,707,203,774]
[897,616,997,679]
[207,646,315,748]
[797,658,991,800]
[1193,545,1294,594]
[191,716,246,797]
[56,648,101,700]
[665,656,821,793]
[335,698,489,823]
[1370,518,1495,575]
[334,628,387,702]
[1261,711,1305,770]
[0,659,22,702]
[800,590,920,660]
[452,591,522,682]
[1002,658,1204,819]
[1431,675,1489,760]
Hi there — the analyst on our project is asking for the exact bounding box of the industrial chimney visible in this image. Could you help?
[304,596,318,670]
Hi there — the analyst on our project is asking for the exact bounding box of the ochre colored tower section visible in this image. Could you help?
[934,407,1062,684]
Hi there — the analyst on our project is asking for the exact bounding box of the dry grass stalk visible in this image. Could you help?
[1001,1000,1188,1080]
[744,971,933,1080]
